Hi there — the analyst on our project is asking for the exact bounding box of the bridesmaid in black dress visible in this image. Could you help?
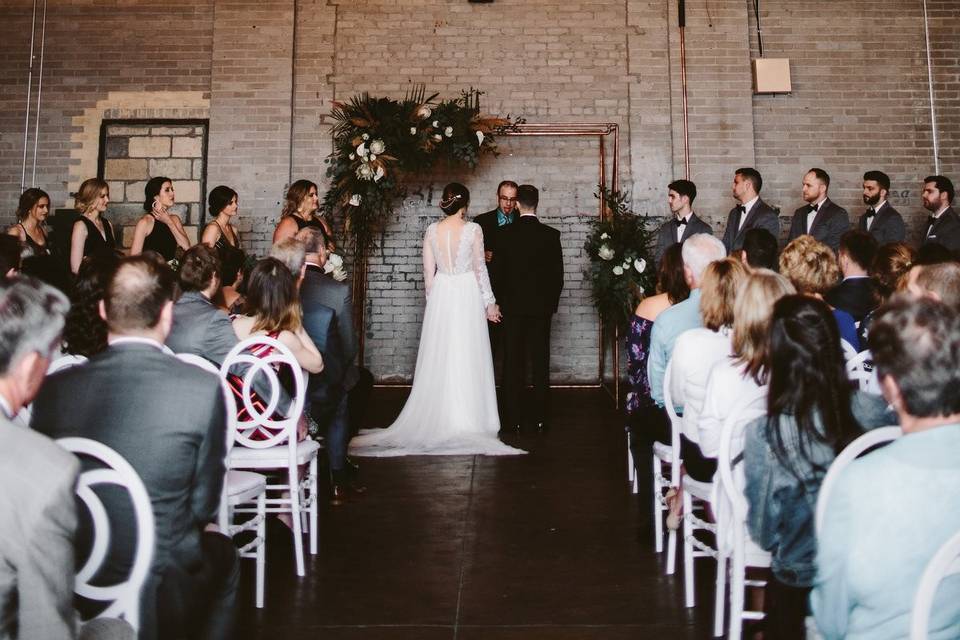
[201,185,242,256]
[70,178,118,274]
[272,179,335,251]
[130,176,192,261]
[7,188,50,258]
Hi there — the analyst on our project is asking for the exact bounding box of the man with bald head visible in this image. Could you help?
[31,254,237,640]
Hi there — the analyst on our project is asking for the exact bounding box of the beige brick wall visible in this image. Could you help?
[2,0,959,381]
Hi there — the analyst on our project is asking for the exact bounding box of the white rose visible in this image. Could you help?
[433,134,442,142]
[374,166,385,183]
[597,245,614,261]
[410,127,418,135]
[348,194,361,206]
[356,142,368,157]
[476,131,484,145]
[432,120,439,128]
[613,265,624,276]
[356,163,375,180]
[622,261,630,270]
[600,232,609,239]
[327,253,343,268]
[369,154,377,162]
[634,258,647,273]
[444,126,453,137]
[369,139,385,155]
[417,106,432,119]
[362,133,369,140]
[348,153,356,160]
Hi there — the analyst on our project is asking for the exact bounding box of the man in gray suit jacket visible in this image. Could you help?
[921,175,960,253]
[0,277,79,640]
[858,171,905,244]
[31,256,238,640]
[654,179,713,264]
[722,167,780,252]
[787,168,850,253]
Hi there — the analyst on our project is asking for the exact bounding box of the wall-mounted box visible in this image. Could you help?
[752,58,792,94]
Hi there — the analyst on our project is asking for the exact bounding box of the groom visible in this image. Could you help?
[497,184,564,433]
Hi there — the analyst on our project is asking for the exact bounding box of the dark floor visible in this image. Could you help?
[234,388,713,639]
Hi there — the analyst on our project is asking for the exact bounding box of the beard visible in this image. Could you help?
[862,192,882,206]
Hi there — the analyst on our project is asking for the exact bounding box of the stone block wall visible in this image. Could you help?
[2,0,959,382]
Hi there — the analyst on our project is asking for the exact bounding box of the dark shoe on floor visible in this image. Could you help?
[329,484,348,506]
[535,421,550,433]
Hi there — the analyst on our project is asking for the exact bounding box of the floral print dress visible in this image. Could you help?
[625,315,655,415]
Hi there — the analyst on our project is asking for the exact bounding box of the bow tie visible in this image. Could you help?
[807,204,819,214]
[674,217,688,229]
[865,207,876,218]
[735,205,746,216]
[928,215,938,228]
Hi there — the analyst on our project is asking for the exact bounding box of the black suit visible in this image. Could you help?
[721,198,780,252]
[30,342,237,640]
[654,213,713,264]
[824,277,878,323]
[473,208,516,360]
[858,201,905,245]
[497,215,563,426]
[788,198,850,252]
[923,207,960,253]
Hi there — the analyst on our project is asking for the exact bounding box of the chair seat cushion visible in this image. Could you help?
[229,438,321,467]
[226,470,267,501]
[653,441,673,462]
[684,476,714,500]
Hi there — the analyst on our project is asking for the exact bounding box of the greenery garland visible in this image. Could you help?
[322,86,522,258]
[584,188,657,329]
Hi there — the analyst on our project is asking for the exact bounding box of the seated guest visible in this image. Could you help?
[166,244,240,366]
[813,297,960,639]
[31,255,238,640]
[779,235,860,351]
[269,236,307,280]
[904,261,960,311]
[62,254,118,358]
[0,235,21,277]
[0,277,78,640]
[743,296,864,639]
[697,269,796,459]
[824,230,879,323]
[668,257,748,483]
[740,227,779,272]
[626,244,689,510]
[647,233,727,408]
[858,242,914,344]
[213,240,246,314]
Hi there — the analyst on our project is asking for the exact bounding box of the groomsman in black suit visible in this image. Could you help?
[497,184,563,433]
[654,179,713,264]
[858,170,905,244]
[921,175,960,252]
[787,168,850,253]
[473,180,518,360]
[721,167,780,252]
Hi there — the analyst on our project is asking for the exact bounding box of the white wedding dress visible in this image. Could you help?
[349,220,525,457]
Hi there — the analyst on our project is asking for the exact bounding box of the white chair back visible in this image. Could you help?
[815,426,901,535]
[716,387,768,550]
[47,353,88,374]
[57,437,155,632]
[911,528,960,640]
[845,349,881,395]
[219,335,305,450]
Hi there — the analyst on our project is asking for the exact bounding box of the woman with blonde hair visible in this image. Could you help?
[70,178,117,274]
[696,269,796,458]
[779,235,860,350]
[272,179,335,249]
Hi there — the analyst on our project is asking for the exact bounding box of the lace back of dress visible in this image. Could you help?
[431,223,473,275]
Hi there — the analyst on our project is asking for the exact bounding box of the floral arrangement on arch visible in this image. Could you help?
[584,188,657,329]
[322,86,522,258]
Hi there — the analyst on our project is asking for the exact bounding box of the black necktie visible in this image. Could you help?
[675,217,688,229]
[865,207,875,219]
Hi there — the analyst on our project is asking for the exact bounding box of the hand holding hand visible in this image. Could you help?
[486,303,502,323]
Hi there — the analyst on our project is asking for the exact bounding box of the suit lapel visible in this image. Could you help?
[809,199,832,234]
[735,200,764,244]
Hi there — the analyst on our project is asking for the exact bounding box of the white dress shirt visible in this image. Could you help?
[807,197,827,232]
[865,200,886,231]
[667,326,734,444]
[739,195,760,230]
[675,215,690,243]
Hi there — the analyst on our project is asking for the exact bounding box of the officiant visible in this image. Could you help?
[474,180,519,365]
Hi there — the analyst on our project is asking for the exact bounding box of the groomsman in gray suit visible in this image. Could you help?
[654,179,713,264]
[31,255,238,640]
[858,171,905,244]
[0,277,79,640]
[721,167,780,252]
[787,168,850,253]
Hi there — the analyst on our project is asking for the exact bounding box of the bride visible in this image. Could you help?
[349,182,525,456]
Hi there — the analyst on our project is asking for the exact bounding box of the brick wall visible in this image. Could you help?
[2,0,959,382]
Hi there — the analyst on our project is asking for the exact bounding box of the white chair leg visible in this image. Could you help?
[627,430,635,484]
[289,465,305,577]
[653,455,664,554]
[308,456,318,555]
[255,492,266,608]
[666,528,677,575]
[729,554,745,640]
[714,553,727,637]
[683,491,696,607]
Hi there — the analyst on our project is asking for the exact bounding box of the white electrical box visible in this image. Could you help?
[752,58,792,94]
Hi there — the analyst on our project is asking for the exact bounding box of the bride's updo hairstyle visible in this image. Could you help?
[439,182,470,216]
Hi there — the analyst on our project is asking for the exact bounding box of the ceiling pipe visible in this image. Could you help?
[31,0,48,187]
[921,0,940,174]
[678,0,691,179]
[20,0,39,192]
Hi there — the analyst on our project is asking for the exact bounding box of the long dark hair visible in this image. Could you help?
[62,253,119,357]
[656,243,690,305]
[245,257,301,332]
[764,295,861,482]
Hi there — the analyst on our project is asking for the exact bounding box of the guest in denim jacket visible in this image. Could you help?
[743,296,865,639]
